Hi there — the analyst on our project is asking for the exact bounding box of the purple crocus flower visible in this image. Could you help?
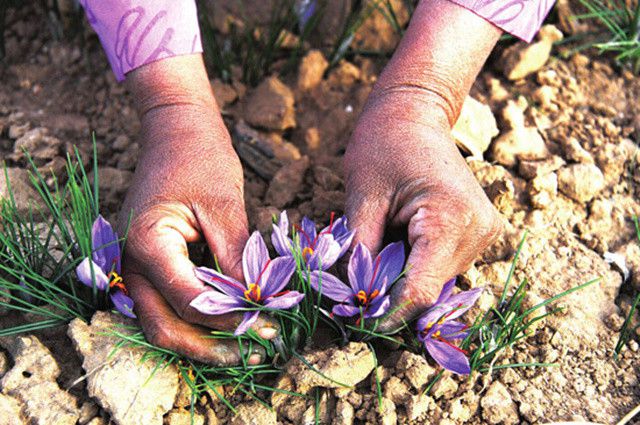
[416,278,482,375]
[76,215,136,318]
[308,242,404,320]
[272,211,355,271]
[191,231,304,336]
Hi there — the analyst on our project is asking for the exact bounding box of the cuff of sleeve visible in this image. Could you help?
[446,0,555,43]
[81,0,203,82]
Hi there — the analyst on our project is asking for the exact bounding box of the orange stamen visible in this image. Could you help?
[244,283,262,302]
[108,271,128,295]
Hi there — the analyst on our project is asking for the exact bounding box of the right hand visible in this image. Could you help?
[118,55,278,365]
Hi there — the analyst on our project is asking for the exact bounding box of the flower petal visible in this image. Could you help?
[363,295,390,319]
[309,271,353,302]
[91,215,121,273]
[76,257,109,290]
[195,267,246,297]
[438,288,483,321]
[438,321,469,340]
[190,290,246,315]
[300,216,317,248]
[243,231,270,284]
[372,242,405,290]
[263,291,305,310]
[332,303,361,317]
[308,235,341,270]
[259,256,296,297]
[425,338,471,375]
[272,223,293,257]
[234,311,260,336]
[110,290,136,318]
[347,243,372,293]
[436,277,457,304]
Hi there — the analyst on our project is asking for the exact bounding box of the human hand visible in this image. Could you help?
[118,55,278,365]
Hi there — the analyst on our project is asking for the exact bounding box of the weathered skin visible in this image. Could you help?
[120,0,503,364]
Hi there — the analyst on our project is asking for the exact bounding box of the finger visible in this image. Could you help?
[125,206,280,338]
[344,183,391,256]
[127,273,265,366]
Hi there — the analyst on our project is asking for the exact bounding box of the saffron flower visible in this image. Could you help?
[416,278,482,375]
[191,231,304,336]
[76,215,136,318]
[308,242,404,319]
[272,211,354,271]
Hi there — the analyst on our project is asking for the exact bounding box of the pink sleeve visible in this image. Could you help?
[79,0,203,81]
[447,0,556,42]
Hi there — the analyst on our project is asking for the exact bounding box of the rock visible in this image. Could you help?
[594,142,634,185]
[67,312,179,425]
[532,85,558,111]
[0,335,78,425]
[265,156,309,208]
[334,399,355,425]
[326,61,361,88]
[78,401,99,425]
[557,163,605,203]
[93,167,132,195]
[527,172,558,209]
[12,128,62,163]
[301,390,332,424]
[0,168,43,213]
[561,137,593,164]
[230,402,277,425]
[395,351,437,391]
[485,177,516,215]
[451,96,499,159]
[406,394,432,421]
[305,127,321,150]
[297,50,329,92]
[0,351,9,377]
[0,393,25,425]
[284,342,376,393]
[313,166,343,191]
[165,408,205,425]
[490,127,549,167]
[431,375,458,399]
[244,76,296,131]
[518,155,565,180]
[500,100,526,130]
[500,24,564,80]
[211,78,238,108]
[481,381,519,425]
[377,397,397,425]
[383,376,410,405]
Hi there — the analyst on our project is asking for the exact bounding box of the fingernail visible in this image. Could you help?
[257,327,279,339]
[248,353,262,365]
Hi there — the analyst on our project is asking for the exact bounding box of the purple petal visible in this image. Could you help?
[309,271,353,302]
[328,216,355,259]
[347,243,372,293]
[91,215,121,273]
[436,277,457,304]
[307,235,341,270]
[259,256,296,297]
[243,231,270,284]
[332,303,361,317]
[263,291,305,309]
[234,311,260,336]
[437,321,469,340]
[372,242,405,290]
[190,290,246,315]
[363,295,390,319]
[300,216,317,249]
[278,210,290,233]
[438,288,483,321]
[425,338,471,375]
[76,257,109,290]
[272,223,293,257]
[110,290,136,318]
[195,267,246,297]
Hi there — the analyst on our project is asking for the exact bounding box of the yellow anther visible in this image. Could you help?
[302,247,314,259]
[433,330,441,338]
[425,321,434,330]
[244,283,262,302]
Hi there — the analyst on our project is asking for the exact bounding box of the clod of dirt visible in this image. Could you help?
[431,375,459,400]
[211,78,238,109]
[378,397,397,425]
[518,155,566,180]
[297,50,329,93]
[490,127,549,167]
[334,399,356,425]
[0,335,79,425]
[283,342,376,393]
[557,163,605,203]
[500,25,564,80]
[67,312,179,425]
[406,393,432,422]
[560,137,594,164]
[165,408,205,425]
[230,401,277,425]
[395,351,438,391]
[527,172,558,209]
[0,168,44,213]
[11,127,62,164]
[383,376,410,405]
[480,381,519,425]
[265,156,309,208]
[244,76,296,131]
[0,393,24,425]
[451,96,499,159]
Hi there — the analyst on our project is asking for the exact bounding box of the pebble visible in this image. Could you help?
[557,163,605,203]
[244,76,296,131]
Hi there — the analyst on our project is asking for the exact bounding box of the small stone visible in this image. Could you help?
[518,155,565,180]
[491,127,549,167]
[481,381,519,425]
[297,50,328,92]
[165,408,205,425]
[112,135,130,151]
[396,351,437,390]
[451,96,499,159]
[406,394,431,421]
[0,351,10,377]
[557,163,605,203]
[301,391,331,424]
[500,25,563,80]
[305,127,321,150]
[334,399,355,425]
[78,401,99,425]
[265,156,309,208]
[532,85,558,111]
[0,393,25,425]
[501,100,526,130]
[313,166,342,191]
[244,76,296,131]
[378,397,397,425]
[204,409,221,425]
[383,376,410,405]
[327,60,361,87]
[561,137,593,164]
[431,375,458,399]
[211,78,237,108]
[13,128,62,162]
[485,177,516,215]
[0,168,44,213]
[527,172,558,209]
[230,402,277,425]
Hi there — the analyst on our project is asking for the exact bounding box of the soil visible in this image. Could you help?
[1,2,640,425]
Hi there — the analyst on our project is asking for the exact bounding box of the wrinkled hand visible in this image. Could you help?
[345,91,503,332]
[117,55,278,365]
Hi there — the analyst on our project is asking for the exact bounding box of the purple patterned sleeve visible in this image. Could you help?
[447,0,556,42]
[79,0,203,81]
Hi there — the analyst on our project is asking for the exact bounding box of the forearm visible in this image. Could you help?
[369,0,502,127]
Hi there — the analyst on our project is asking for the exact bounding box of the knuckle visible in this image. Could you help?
[144,317,175,349]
